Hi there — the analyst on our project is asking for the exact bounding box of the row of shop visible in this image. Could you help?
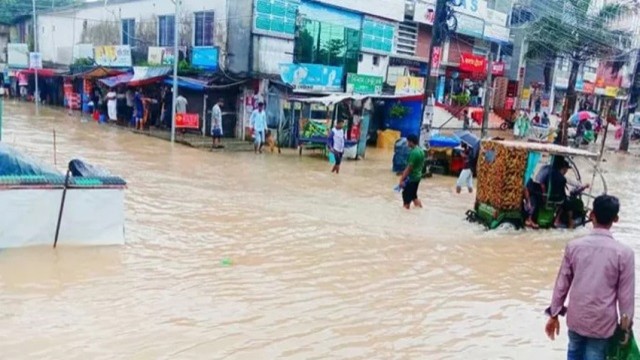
[2,65,247,138]
[1,64,432,159]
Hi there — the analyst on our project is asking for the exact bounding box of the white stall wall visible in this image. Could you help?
[0,189,125,248]
[35,0,228,65]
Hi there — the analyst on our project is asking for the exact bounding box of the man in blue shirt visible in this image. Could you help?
[251,102,267,154]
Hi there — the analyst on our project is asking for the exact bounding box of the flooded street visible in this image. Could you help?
[1,101,640,359]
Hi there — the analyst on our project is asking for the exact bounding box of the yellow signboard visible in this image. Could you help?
[605,86,618,98]
[395,76,425,95]
[521,88,531,100]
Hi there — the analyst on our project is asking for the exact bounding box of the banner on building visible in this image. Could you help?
[395,76,425,95]
[279,63,343,92]
[162,47,186,65]
[346,73,383,94]
[147,47,164,65]
[460,52,487,73]
[29,52,42,70]
[430,46,442,77]
[455,13,485,38]
[175,113,200,129]
[491,61,505,76]
[73,44,94,63]
[484,24,510,43]
[8,43,29,68]
[191,47,219,70]
[413,0,436,25]
[605,86,618,98]
[94,45,132,67]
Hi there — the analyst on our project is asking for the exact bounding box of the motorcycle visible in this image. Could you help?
[500,118,515,131]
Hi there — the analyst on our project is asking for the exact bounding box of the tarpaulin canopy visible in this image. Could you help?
[19,68,66,77]
[73,66,127,79]
[99,66,171,87]
[294,93,423,106]
[0,143,62,177]
[99,73,133,87]
[164,76,210,91]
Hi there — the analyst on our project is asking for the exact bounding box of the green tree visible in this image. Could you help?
[525,0,632,144]
[0,0,79,24]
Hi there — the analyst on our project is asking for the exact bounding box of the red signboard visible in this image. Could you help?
[175,113,200,129]
[582,82,595,94]
[491,61,505,76]
[430,46,442,77]
[460,53,487,73]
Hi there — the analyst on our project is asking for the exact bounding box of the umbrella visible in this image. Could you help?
[454,130,481,156]
[569,111,597,125]
[454,130,480,148]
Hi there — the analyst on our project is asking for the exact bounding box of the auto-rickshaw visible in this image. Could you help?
[466,139,607,230]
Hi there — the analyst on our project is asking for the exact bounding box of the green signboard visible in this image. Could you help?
[346,73,383,95]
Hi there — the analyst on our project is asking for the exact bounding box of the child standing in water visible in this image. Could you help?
[328,119,345,174]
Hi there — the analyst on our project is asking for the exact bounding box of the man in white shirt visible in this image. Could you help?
[176,94,188,113]
[211,98,224,149]
[250,102,267,154]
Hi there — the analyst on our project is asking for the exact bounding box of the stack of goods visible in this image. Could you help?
[301,120,328,139]
[476,141,528,211]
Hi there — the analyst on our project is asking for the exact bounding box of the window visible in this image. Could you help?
[358,53,363,62]
[373,55,380,66]
[361,18,395,54]
[18,23,27,43]
[294,19,362,74]
[194,11,215,46]
[395,21,417,56]
[122,19,135,46]
[158,15,175,47]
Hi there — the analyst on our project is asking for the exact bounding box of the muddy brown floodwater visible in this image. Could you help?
[0,101,639,359]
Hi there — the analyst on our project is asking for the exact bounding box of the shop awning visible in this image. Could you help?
[99,73,133,87]
[295,93,423,106]
[74,66,127,79]
[99,66,171,87]
[19,68,66,77]
[164,76,210,91]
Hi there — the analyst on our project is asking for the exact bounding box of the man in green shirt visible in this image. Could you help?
[399,134,425,209]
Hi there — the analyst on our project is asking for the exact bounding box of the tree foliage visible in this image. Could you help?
[0,0,80,24]
[524,0,634,143]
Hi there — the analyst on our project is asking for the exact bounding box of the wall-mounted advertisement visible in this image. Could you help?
[94,45,132,67]
[279,63,344,92]
[8,43,29,68]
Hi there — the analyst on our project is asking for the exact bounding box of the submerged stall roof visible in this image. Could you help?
[99,67,171,87]
[0,143,62,177]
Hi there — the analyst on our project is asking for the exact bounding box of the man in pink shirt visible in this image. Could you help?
[545,195,635,359]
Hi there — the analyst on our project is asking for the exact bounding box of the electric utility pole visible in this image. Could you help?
[170,0,180,143]
[481,53,493,138]
[620,49,640,152]
[420,0,452,146]
[32,0,39,114]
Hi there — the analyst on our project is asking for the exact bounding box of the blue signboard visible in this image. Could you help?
[191,47,219,71]
[279,63,343,92]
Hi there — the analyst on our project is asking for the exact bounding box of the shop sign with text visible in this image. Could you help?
[346,73,383,95]
[460,52,487,73]
[175,113,200,129]
[430,46,442,76]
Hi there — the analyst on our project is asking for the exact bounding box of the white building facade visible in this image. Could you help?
[33,0,228,67]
